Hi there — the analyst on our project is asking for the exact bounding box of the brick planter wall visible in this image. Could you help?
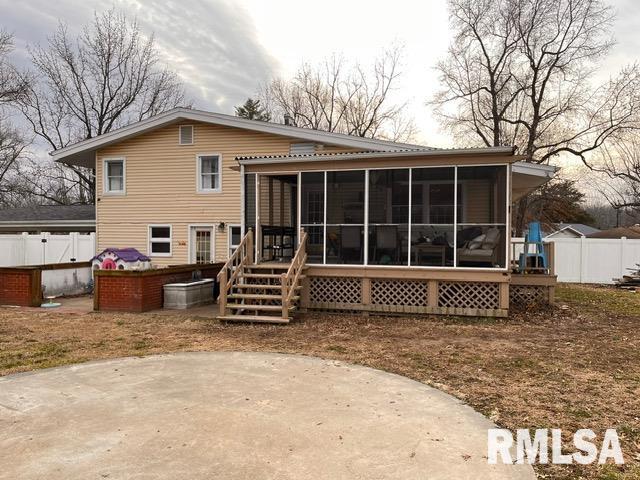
[0,262,92,307]
[0,268,41,307]
[94,264,223,312]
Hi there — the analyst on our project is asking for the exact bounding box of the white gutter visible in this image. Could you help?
[511,161,558,177]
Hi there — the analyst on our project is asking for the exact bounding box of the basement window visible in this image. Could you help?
[179,125,194,145]
[148,225,172,257]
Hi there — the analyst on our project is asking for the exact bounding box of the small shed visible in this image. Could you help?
[92,248,151,270]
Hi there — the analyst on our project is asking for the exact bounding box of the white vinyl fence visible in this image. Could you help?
[513,236,640,284]
[0,232,96,267]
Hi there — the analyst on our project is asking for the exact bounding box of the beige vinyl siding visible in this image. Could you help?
[462,180,491,223]
[96,121,297,266]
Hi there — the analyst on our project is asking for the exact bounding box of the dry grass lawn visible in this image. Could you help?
[1,284,639,479]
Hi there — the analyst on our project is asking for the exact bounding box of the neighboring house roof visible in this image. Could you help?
[588,225,640,239]
[51,107,434,168]
[545,223,600,238]
[0,205,95,228]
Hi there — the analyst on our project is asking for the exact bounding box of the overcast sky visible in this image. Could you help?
[1,0,638,152]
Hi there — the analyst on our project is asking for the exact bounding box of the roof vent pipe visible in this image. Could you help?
[283,114,295,126]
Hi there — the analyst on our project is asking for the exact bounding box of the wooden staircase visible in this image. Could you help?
[217,228,308,324]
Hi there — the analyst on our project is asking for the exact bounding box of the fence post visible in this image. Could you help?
[21,232,28,265]
[70,232,79,261]
[41,232,50,264]
[579,236,587,283]
[620,237,627,280]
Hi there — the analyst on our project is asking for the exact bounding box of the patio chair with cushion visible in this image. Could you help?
[456,227,502,267]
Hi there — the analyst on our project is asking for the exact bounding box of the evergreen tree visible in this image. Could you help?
[235,98,270,121]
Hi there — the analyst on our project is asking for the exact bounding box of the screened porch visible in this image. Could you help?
[243,165,509,270]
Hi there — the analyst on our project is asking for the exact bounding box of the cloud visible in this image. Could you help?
[0,0,278,112]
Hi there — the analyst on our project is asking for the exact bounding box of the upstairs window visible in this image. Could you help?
[148,225,172,256]
[104,159,125,194]
[197,154,222,192]
[179,125,194,145]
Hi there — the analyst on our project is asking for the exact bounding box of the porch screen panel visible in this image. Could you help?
[244,173,256,235]
[455,166,507,268]
[326,170,365,264]
[368,169,409,265]
[410,167,456,267]
[301,172,325,264]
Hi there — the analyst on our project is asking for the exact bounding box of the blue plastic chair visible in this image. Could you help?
[518,221,548,272]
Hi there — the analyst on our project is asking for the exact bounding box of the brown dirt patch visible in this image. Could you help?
[1,284,639,479]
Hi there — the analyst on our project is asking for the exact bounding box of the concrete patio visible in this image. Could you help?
[0,352,534,479]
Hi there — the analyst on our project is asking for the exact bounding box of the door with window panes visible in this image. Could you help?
[190,227,213,264]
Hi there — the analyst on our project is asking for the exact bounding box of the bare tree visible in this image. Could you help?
[0,31,30,207]
[432,0,640,233]
[590,134,640,214]
[0,30,28,105]
[262,48,416,142]
[16,9,188,204]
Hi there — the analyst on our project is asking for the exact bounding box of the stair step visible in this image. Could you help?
[229,293,301,302]
[229,293,281,300]
[227,303,297,312]
[243,273,283,279]
[218,315,290,324]
[243,273,306,280]
[235,283,302,291]
[248,263,291,270]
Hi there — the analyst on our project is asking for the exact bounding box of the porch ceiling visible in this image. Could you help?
[511,162,558,201]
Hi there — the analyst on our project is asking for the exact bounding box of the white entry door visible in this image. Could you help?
[189,226,214,264]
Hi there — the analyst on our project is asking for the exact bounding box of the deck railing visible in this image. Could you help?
[217,228,254,316]
[280,228,308,318]
[510,238,555,275]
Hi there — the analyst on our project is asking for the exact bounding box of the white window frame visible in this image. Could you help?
[188,224,215,264]
[228,224,242,257]
[178,124,194,145]
[196,153,223,193]
[148,224,172,257]
[103,158,126,195]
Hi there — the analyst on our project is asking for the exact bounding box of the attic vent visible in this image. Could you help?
[179,125,194,145]
[290,142,315,155]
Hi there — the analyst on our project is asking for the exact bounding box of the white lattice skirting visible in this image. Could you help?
[438,281,500,310]
[371,279,429,307]
[509,285,550,307]
[306,276,509,317]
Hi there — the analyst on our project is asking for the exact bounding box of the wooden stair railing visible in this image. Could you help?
[217,228,254,316]
[280,228,308,318]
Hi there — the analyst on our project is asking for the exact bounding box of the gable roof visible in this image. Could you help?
[51,107,433,168]
[0,204,95,223]
[546,223,600,238]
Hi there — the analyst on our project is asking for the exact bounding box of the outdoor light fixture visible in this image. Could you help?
[217,222,226,232]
